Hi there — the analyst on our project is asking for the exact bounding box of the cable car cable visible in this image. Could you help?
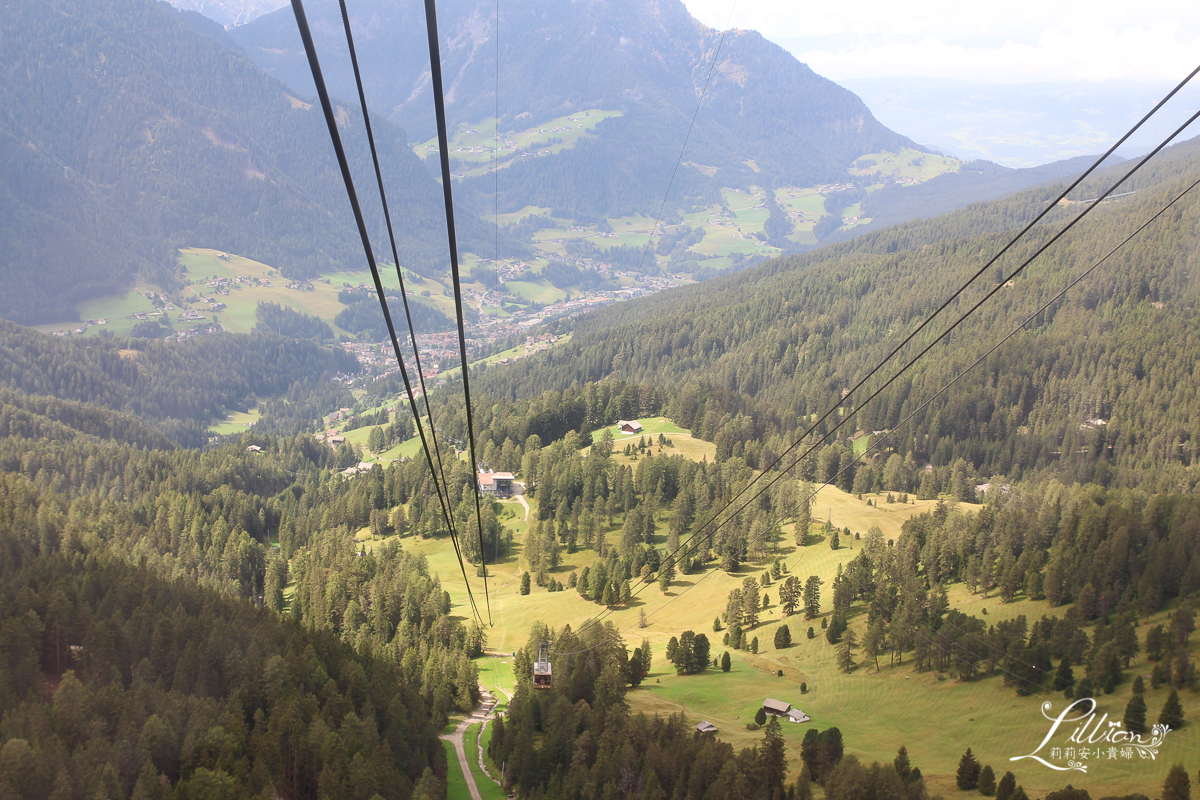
[333,0,459,546]
[551,101,1200,653]
[422,0,493,624]
[623,101,1200,629]
[574,70,1200,639]
[561,161,1200,652]
[650,166,1200,628]
[289,0,484,627]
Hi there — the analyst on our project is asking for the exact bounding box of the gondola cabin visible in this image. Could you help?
[534,642,552,690]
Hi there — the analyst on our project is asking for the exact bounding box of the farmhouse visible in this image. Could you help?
[617,420,643,434]
[478,470,514,497]
[761,698,810,723]
[246,445,262,453]
[695,721,718,734]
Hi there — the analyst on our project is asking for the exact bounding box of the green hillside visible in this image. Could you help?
[478,140,1200,493]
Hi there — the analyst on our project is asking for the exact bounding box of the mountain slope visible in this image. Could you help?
[477,138,1200,490]
[232,0,919,218]
[0,0,498,324]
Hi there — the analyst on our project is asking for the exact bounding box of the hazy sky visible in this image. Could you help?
[680,0,1200,84]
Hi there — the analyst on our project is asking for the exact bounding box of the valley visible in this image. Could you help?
[4,0,1200,799]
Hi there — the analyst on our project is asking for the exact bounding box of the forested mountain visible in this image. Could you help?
[0,396,494,797]
[232,0,918,219]
[476,138,1200,493]
[0,321,358,445]
[0,0,498,324]
[833,154,1126,243]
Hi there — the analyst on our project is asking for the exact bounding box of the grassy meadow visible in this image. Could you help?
[351,414,1198,795]
[207,406,262,435]
[413,109,623,179]
[464,723,506,800]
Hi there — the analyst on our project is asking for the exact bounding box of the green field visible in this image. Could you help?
[414,109,623,179]
[501,277,568,304]
[207,406,262,435]
[475,656,516,702]
[464,723,507,800]
[178,248,355,334]
[442,740,470,800]
[485,205,552,227]
[628,593,1200,798]
[850,147,963,183]
[586,416,717,466]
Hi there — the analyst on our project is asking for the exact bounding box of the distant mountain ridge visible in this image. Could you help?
[231,0,921,218]
[165,0,289,27]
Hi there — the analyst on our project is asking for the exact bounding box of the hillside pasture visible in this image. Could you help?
[207,406,262,435]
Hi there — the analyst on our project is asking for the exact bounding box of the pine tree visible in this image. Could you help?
[759,717,787,797]
[995,771,1017,800]
[800,728,821,778]
[780,575,801,616]
[1053,656,1075,692]
[803,575,822,619]
[520,572,531,595]
[1123,693,1147,735]
[816,727,844,781]
[956,748,980,790]
[721,651,731,672]
[1162,763,1191,800]
[774,624,791,649]
[836,628,857,672]
[863,619,886,671]
[755,706,767,725]
[893,745,911,782]
[795,495,812,546]
[978,764,996,796]
[1160,688,1185,730]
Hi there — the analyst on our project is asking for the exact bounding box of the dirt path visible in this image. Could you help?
[440,692,500,800]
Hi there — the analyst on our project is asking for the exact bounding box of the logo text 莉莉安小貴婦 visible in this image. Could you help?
[1010,698,1172,773]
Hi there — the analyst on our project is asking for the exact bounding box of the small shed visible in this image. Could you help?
[246,445,262,452]
[786,708,810,724]
[695,721,718,734]
[617,419,643,434]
